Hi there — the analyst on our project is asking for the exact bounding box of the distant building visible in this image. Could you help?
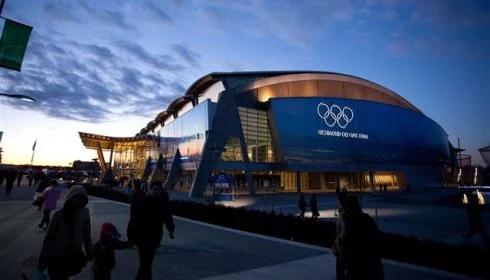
[72,159,101,174]
[81,71,453,197]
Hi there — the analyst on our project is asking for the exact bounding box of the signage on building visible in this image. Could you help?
[316,102,369,140]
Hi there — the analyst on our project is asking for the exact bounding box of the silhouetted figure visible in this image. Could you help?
[38,185,93,280]
[34,175,50,211]
[38,180,62,230]
[463,191,489,246]
[0,168,5,187]
[298,194,307,218]
[333,192,348,280]
[310,194,320,219]
[92,223,131,280]
[33,170,42,186]
[127,181,175,280]
[334,195,384,280]
[27,172,34,186]
[5,169,17,196]
[16,170,23,187]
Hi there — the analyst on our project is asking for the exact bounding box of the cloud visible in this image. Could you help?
[144,1,173,24]
[116,41,185,72]
[80,2,135,30]
[41,2,82,23]
[173,44,201,67]
[0,32,188,123]
[196,0,353,48]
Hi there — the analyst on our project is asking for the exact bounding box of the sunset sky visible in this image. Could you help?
[0,0,488,166]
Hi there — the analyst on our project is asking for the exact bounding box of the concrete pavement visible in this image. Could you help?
[0,184,478,279]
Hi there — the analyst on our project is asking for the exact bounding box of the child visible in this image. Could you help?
[92,223,132,280]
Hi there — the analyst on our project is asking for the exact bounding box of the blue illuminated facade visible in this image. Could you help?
[140,71,451,197]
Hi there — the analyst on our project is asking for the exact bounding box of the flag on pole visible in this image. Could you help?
[32,139,37,151]
[0,18,32,71]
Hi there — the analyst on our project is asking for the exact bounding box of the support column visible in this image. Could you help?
[96,142,107,172]
[108,143,114,169]
[296,171,301,193]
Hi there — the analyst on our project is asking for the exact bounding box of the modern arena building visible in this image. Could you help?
[80,71,452,197]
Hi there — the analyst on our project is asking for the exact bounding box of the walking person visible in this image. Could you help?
[463,191,489,246]
[310,194,320,219]
[333,194,384,279]
[333,192,348,280]
[38,185,93,280]
[16,169,24,187]
[92,223,132,280]
[38,180,62,230]
[298,194,307,218]
[34,170,42,186]
[27,171,34,186]
[0,168,5,187]
[127,181,175,280]
[5,168,17,196]
[34,174,50,211]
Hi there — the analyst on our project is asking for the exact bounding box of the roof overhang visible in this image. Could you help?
[79,132,154,150]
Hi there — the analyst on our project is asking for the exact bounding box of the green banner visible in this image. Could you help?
[0,19,32,71]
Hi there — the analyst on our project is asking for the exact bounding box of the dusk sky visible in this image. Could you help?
[0,0,488,166]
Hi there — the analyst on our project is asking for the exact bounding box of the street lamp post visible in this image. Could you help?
[0,93,36,102]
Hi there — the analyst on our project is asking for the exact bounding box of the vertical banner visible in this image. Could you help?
[0,18,32,71]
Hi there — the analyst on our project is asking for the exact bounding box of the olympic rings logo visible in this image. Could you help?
[317,102,354,129]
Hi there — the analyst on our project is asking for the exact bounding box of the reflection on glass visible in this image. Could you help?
[238,107,275,162]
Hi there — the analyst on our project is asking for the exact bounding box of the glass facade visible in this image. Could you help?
[238,107,275,162]
[221,137,243,161]
[156,100,214,170]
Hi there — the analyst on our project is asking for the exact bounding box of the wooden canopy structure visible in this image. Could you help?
[79,132,156,175]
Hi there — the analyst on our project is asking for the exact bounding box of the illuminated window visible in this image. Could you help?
[238,107,275,162]
[221,137,243,161]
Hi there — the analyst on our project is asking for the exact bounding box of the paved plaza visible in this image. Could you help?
[0,183,478,280]
[214,191,490,248]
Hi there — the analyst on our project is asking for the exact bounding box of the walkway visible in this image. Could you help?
[0,183,476,279]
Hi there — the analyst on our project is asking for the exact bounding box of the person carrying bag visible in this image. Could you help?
[38,185,93,280]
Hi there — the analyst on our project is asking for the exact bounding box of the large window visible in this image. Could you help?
[221,137,243,161]
[238,107,275,162]
[157,100,211,170]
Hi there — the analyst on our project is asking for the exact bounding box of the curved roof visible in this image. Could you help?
[79,132,154,150]
[143,71,420,134]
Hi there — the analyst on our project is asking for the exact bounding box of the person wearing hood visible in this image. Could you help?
[127,181,175,280]
[38,185,93,280]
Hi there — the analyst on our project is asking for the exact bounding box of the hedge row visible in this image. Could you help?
[86,186,489,278]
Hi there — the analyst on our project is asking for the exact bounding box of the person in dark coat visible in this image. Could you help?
[0,168,5,187]
[310,194,320,219]
[38,186,93,280]
[27,171,34,186]
[335,195,384,280]
[298,194,307,218]
[16,170,24,187]
[5,168,17,196]
[127,181,175,280]
[333,192,348,280]
[463,191,489,246]
[92,223,131,280]
[33,170,42,186]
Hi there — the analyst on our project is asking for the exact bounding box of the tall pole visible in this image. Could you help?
[30,148,35,164]
[30,138,37,164]
[0,0,5,16]
[457,137,463,167]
